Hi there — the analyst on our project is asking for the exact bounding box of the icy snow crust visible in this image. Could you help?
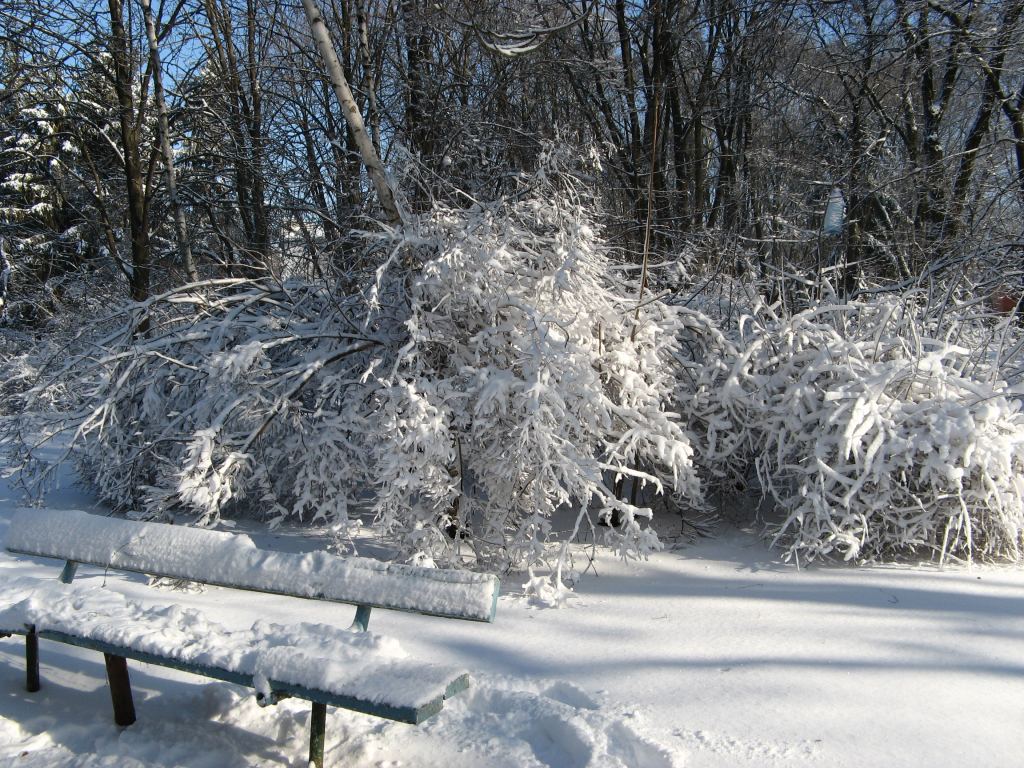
[5,509,498,621]
[0,576,467,712]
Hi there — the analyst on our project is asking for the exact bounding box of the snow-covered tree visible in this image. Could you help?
[363,166,699,567]
[0,82,80,284]
[10,161,700,573]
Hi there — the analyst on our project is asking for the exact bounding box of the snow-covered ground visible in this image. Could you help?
[1,467,1022,767]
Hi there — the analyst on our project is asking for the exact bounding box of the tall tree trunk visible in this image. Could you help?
[615,0,642,178]
[1009,90,1024,203]
[108,0,151,316]
[401,0,431,161]
[245,0,269,262]
[356,0,381,156]
[302,0,402,226]
[140,0,198,282]
[202,0,269,275]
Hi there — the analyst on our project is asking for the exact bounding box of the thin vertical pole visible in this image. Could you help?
[25,625,39,692]
[59,560,78,584]
[309,701,327,767]
[350,604,372,632]
[103,653,136,726]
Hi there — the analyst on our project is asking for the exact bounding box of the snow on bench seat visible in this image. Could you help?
[2,509,500,765]
[6,509,498,622]
[0,576,470,723]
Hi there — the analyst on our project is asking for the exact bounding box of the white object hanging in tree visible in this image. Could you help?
[823,187,845,235]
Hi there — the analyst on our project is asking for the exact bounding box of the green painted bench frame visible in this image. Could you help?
[2,516,499,767]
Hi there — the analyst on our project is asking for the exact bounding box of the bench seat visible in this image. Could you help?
[0,577,469,723]
[1,509,500,766]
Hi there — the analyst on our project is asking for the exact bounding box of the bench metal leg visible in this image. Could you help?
[26,625,40,693]
[103,653,136,726]
[309,701,327,767]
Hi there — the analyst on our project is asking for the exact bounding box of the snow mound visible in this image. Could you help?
[392,677,680,768]
[0,670,681,767]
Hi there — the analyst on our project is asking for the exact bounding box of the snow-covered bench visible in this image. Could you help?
[0,509,499,767]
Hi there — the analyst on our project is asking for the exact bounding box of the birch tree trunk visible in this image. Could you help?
[300,0,402,226]
[355,0,381,157]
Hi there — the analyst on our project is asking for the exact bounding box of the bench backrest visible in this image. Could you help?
[6,509,498,622]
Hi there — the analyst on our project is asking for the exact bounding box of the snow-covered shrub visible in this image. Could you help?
[664,303,754,504]
[611,247,764,515]
[367,188,699,567]
[727,296,1024,564]
[9,174,699,572]
[0,329,43,420]
[0,265,120,423]
[7,279,361,520]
